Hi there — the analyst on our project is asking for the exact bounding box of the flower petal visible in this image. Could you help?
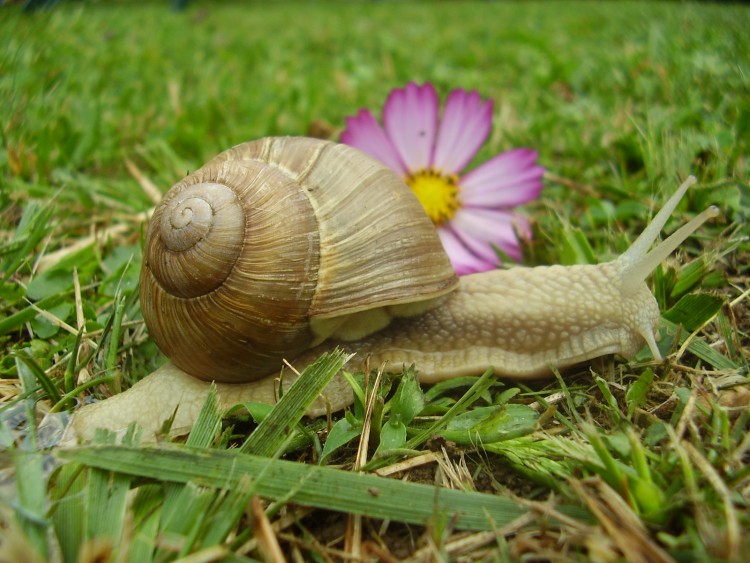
[437,227,495,276]
[451,207,530,265]
[383,82,439,171]
[460,148,544,208]
[340,109,407,175]
[432,89,493,174]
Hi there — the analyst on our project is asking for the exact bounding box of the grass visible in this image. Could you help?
[1,0,749,560]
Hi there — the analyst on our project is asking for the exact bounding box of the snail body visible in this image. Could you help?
[65,137,718,440]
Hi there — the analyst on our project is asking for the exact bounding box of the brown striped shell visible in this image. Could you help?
[140,137,458,383]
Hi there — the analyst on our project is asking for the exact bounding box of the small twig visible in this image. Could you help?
[729,285,750,308]
[374,452,439,477]
[528,390,566,411]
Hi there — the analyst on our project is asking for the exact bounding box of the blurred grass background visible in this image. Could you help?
[3,0,747,266]
[3,1,747,180]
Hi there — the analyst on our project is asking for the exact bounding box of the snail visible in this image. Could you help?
[64,137,719,441]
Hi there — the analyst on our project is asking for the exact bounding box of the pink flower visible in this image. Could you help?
[341,82,544,275]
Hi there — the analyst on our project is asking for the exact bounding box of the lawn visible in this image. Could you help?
[1,0,749,560]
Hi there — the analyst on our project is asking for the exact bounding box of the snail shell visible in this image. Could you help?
[140,137,458,383]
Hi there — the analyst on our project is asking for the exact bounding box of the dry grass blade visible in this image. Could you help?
[683,441,740,562]
[0,507,47,563]
[172,545,231,563]
[346,359,383,559]
[569,478,674,563]
[35,211,152,274]
[409,532,500,562]
[124,158,163,205]
[251,496,285,563]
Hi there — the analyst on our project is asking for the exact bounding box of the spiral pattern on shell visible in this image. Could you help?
[150,183,246,298]
[140,137,457,383]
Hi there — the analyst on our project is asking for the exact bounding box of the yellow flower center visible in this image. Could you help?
[405,169,460,226]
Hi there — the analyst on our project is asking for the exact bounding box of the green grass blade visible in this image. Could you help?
[199,476,256,548]
[404,367,497,451]
[84,433,134,550]
[64,327,85,395]
[716,310,741,363]
[0,201,54,283]
[158,482,215,558]
[185,384,222,449]
[593,376,622,425]
[660,318,739,370]
[626,368,655,419]
[10,356,50,560]
[49,463,86,563]
[669,256,714,300]
[484,437,577,491]
[663,293,724,332]
[105,291,127,375]
[240,349,352,456]
[11,451,49,560]
[14,349,62,405]
[57,443,590,531]
[128,485,163,563]
[51,376,116,413]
